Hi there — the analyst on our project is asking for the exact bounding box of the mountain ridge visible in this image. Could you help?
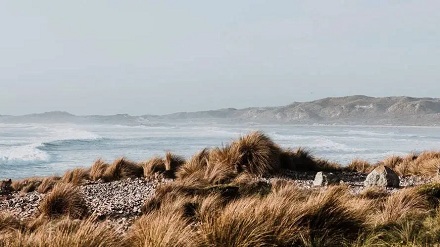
[2,96,440,126]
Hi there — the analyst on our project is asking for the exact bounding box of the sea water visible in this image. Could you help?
[1,122,439,179]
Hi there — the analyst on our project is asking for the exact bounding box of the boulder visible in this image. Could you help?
[364,165,399,188]
[313,172,340,186]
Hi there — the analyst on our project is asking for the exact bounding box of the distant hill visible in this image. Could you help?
[156,95,440,125]
[2,96,440,126]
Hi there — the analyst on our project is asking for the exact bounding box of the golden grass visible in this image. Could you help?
[62,168,89,185]
[103,157,143,182]
[196,185,365,246]
[346,159,374,174]
[1,217,126,247]
[89,159,109,181]
[228,131,282,176]
[37,176,61,194]
[11,177,43,193]
[371,188,430,227]
[358,186,389,200]
[373,151,440,177]
[38,183,88,219]
[0,213,24,234]
[176,148,210,181]
[164,152,186,178]
[142,156,166,178]
[126,211,198,247]
[205,146,238,184]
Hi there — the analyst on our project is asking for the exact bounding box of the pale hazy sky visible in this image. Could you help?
[1,1,439,115]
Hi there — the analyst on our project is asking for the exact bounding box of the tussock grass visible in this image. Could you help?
[1,217,126,247]
[280,148,340,172]
[228,131,282,176]
[103,157,143,182]
[142,153,185,179]
[89,159,109,181]
[37,176,61,194]
[196,185,365,246]
[358,186,389,200]
[164,152,186,178]
[205,146,238,184]
[372,188,430,226]
[176,149,210,181]
[11,177,43,193]
[38,183,88,219]
[62,168,89,185]
[382,155,404,168]
[374,151,440,177]
[142,157,166,178]
[126,211,198,247]
[0,213,24,234]
[346,159,374,174]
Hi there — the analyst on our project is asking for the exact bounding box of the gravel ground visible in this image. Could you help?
[0,172,435,232]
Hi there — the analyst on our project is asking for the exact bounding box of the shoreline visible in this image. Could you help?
[2,131,440,245]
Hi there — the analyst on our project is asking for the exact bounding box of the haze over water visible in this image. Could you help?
[1,122,439,179]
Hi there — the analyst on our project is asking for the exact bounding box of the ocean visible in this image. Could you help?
[1,122,439,179]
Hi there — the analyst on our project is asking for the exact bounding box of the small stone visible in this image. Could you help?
[364,165,400,188]
[313,172,340,186]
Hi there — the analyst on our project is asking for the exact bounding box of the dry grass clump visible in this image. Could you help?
[164,152,186,178]
[197,196,275,247]
[280,148,341,172]
[89,159,109,181]
[176,149,210,181]
[143,153,186,179]
[204,147,238,184]
[371,188,430,226]
[407,151,440,176]
[142,157,166,178]
[103,157,143,182]
[1,217,126,247]
[346,159,374,174]
[0,213,24,234]
[228,131,282,176]
[358,186,389,200]
[175,132,285,185]
[126,211,198,247]
[11,177,43,193]
[37,176,61,194]
[374,151,440,177]
[38,183,88,219]
[141,182,241,216]
[197,185,365,246]
[381,155,404,168]
[62,168,89,185]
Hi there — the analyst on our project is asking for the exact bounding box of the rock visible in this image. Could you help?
[364,165,400,188]
[313,172,340,186]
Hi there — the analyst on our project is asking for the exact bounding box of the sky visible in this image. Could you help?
[0,1,439,116]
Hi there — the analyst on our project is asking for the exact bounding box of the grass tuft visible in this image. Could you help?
[229,131,282,176]
[62,168,89,185]
[37,176,61,194]
[103,157,143,182]
[89,159,109,181]
[38,183,88,219]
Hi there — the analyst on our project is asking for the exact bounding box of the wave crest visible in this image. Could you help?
[0,143,50,165]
